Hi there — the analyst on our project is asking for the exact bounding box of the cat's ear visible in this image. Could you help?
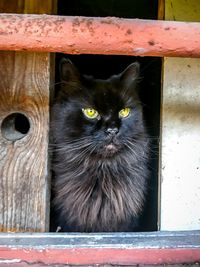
[120,62,140,88]
[59,58,80,82]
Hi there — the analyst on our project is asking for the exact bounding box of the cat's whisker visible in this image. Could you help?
[55,146,94,165]
[124,142,138,158]
[52,143,91,152]
[50,138,95,152]
[52,136,92,145]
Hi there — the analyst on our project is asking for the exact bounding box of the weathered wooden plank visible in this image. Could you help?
[158,0,165,20]
[0,231,199,265]
[0,248,199,266]
[0,0,56,232]
[0,52,50,232]
[0,231,199,248]
[165,0,200,22]
[0,14,200,57]
[160,0,200,230]
[0,0,56,14]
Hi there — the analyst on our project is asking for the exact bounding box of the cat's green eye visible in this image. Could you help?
[119,107,131,118]
[82,108,99,119]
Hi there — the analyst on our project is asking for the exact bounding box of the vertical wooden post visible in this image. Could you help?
[158,0,165,20]
[0,1,56,232]
[160,0,200,230]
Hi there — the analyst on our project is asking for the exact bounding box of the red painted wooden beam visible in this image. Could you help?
[0,14,200,57]
[0,231,199,265]
[0,248,200,266]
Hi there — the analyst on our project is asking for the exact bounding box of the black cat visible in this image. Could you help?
[51,59,150,232]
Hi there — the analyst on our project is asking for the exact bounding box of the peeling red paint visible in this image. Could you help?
[0,247,199,265]
[0,14,200,57]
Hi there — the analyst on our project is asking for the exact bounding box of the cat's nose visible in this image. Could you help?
[106,127,119,135]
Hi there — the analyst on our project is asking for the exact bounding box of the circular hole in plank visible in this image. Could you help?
[1,113,30,141]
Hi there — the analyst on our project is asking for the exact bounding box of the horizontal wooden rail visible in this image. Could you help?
[0,231,199,266]
[0,14,200,57]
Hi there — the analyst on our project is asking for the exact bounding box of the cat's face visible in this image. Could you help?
[53,59,145,158]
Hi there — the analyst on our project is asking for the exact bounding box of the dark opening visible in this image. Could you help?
[53,0,161,231]
[1,113,30,141]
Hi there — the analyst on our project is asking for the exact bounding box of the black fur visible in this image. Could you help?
[51,59,150,232]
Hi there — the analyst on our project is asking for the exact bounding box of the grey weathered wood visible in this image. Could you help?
[0,231,199,266]
[160,0,200,231]
[0,231,199,248]
[0,0,56,232]
[0,52,50,232]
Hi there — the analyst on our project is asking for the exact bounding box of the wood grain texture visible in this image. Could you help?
[160,0,200,230]
[0,231,199,248]
[158,0,165,20]
[0,0,56,14]
[0,0,56,232]
[0,52,50,232]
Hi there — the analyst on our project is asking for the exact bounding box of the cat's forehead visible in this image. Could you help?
[90,80,126,110]
[79,77,137,112]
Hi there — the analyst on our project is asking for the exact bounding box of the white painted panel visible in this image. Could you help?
[160,57,200,230]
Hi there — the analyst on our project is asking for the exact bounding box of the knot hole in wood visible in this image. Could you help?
[1,112,30,141]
